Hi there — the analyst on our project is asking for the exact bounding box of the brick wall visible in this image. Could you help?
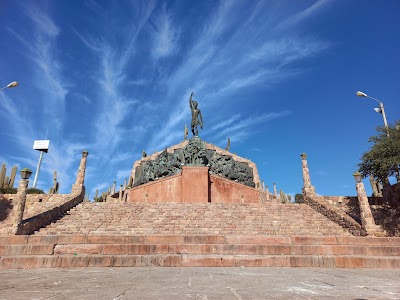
[0,192,85,235]
[18,191,85,235]
[127,167,261,204]
[127,174,182,203]
[304,195,364,236]
[210,174,259,204]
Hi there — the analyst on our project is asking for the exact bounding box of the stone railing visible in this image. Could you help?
[304,195,365,236]
[17,190,85,235]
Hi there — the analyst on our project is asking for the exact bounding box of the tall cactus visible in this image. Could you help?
[0,163,5,188]
[8,166,17,188]
[49,171,59,194]
[225,137,231,151]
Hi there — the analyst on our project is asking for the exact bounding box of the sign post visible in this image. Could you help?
[32,140,50,189]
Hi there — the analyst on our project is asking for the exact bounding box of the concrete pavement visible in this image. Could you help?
[0,267,399,299]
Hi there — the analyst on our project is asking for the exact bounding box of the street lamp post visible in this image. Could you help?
[356,91,389,136]
[0,81,19,91]
[357,90,399,182]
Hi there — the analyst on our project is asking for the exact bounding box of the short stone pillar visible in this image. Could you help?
[10,168,32,234]
[111,181,116,194]
[72,151,89,195]
[300,153,316,197]
[353,172,380,235]
[273,183,277,197]
[265,186,270,201]
[118,185,123,202]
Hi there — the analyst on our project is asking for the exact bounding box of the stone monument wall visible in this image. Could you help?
[129,140,261,189]
[127,166,260,204]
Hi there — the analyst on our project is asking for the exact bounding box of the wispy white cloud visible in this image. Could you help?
[128,79,151,86]
[208,111,292,145]
[274,0,332,32]
[116,169,131,181]
[146,1,332,152]
[150,4,179,59]
[2,1,335,196]
[24,3,60,37]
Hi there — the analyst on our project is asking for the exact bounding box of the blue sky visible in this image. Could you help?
[0,0,399,198]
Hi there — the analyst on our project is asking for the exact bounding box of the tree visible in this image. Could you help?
[26,188,45,194]
[295,194,304,204]
[358,121,400,184]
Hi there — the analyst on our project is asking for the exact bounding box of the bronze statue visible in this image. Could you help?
[189,92,203,136]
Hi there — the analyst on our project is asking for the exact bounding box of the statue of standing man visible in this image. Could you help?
[189,92,203,136]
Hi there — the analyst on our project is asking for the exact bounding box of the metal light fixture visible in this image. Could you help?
[356,90,389,136]
[20,168,33,180]
[353,171,362,183]
[0,81,19,91]
[356,91,367,98]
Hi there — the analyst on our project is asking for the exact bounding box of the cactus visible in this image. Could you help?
[0,163,5,188]
[49,171,59,194]
[53,171,59,194]
[4,176,9,188]
[95,189,99,199]
[280,189,288,204]
[101,191,108,202]
[8,166,17,188]
[225,137,231,151]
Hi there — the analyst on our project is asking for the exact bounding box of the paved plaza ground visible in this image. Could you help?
[0,267,399,299]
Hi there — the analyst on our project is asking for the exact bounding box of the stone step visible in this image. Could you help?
[3,235,400,246]
[1,235,398,269]
[1,254,399,269]
[35,202,352,236]
[1,243,398,257]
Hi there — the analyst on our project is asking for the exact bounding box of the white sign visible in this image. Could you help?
[33,140,50,153]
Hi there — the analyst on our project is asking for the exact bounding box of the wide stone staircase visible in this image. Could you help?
[1,202,399,269]
[35,202,351,236]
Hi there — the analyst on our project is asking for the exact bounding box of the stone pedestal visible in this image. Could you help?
[356,182,380,235]
[181,166,209,203]
[301,153,316,197]
[72,151,88,195]
[10,179,28,234]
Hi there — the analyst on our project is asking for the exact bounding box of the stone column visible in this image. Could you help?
[300,153,316,197]
[72,151,89,195]
[355,179,380,235]
[273,183,277,197]
[118,185,123,202]
[123,179,127,190]
[265,186,270,201]
[111,181,116,194]
[10,177,29,234]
